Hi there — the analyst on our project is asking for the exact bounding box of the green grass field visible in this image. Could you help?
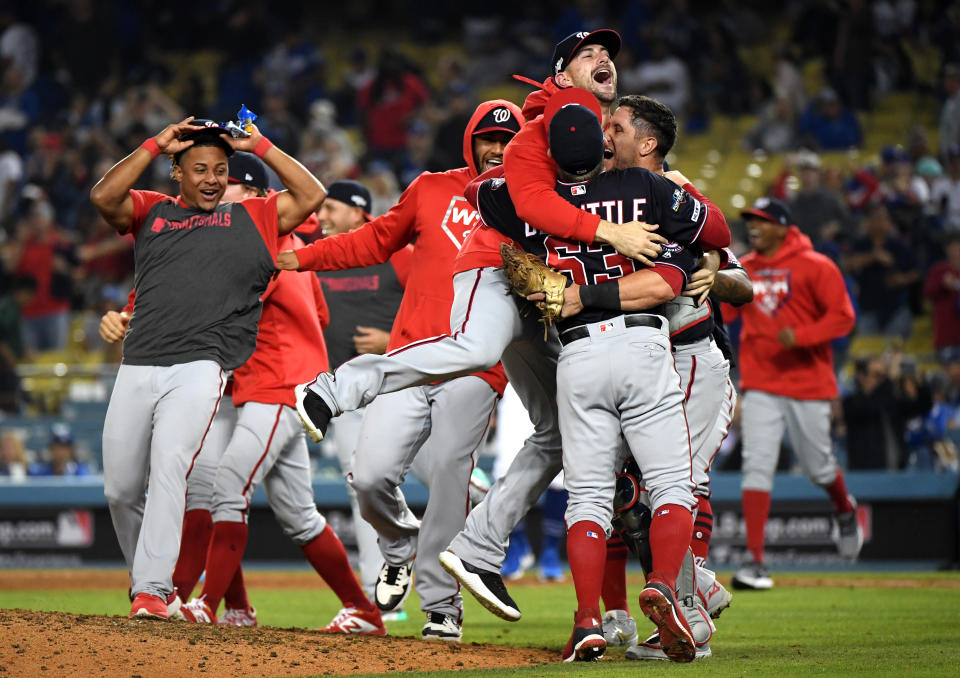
[2,570,960,677]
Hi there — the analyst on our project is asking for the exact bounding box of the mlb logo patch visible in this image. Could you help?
[586,531,599,539]
[599,322,614,333]
[571,185,586,196]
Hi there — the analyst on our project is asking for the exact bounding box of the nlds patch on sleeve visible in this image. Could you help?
[671,188,686,212]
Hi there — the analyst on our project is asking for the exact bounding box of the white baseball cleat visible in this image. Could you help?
[294,381,332,442]
[731,561,774,590]
[219,606,257,627]
[602,609,638,647]
[422,612,462,642]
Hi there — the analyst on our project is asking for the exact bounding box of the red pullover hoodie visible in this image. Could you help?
[293,100,524,396]
[723,226,855,400]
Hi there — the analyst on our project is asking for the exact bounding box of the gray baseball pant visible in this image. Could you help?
[349,376,497,619]
[103,360,225,598]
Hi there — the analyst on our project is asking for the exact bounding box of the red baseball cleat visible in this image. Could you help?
[317,606,387,636]
[637,581,696,662]
[560,610,606,663]
[130,593,172,620]
[181,596,217,624]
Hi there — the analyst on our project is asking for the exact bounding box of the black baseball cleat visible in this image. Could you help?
[375,561,413,612]
[294,382,332,442]
[439,550,521,621]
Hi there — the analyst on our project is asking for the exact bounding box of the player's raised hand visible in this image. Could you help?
[221,123,264,154]
[154,117,197,155]
[276,250,301,270]
[683,250,722,306]
[99,310,130,343]
[596,220,666,266]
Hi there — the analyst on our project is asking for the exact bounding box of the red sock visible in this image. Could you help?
[172,509,213,602]
[223,566,250,610]
[602,533,629,613]
[301,525,374,612]
[823,472,855,514]
[742,489,771,563]
[690,496,713,564]
[648,504,693,592]
[200,521,248,613]
[566,521,606,619]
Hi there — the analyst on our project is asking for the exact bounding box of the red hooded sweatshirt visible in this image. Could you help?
[293,100,524,396]
[723,226,855,400]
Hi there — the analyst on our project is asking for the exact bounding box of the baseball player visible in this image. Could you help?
[98,155,270,625]
[91,116,324,619]
[281,100,523,642]
[595,95,755,659]
[725,197,860,591]
[177,220,384,635]
[314,179,413,616]
[459,96,728,663]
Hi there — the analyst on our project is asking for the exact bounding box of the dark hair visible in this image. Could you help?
[615,95,677,158]
[172,133,233,167]
[557,160,604,184]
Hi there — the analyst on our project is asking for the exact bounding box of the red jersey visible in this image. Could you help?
[232,232,330,407]
[17,231,71,318]
[723,227,855,400]
[924,260,960,350]
[293,100,524,396]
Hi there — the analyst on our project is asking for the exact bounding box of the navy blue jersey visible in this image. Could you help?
[476,168,704,330]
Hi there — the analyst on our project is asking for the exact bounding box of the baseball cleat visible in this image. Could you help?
[637,582,696,663]
[318,606,387,636]
[561,611,606,662]
[835,497,864,560]
[375,561,413,612]
[421,612,462,642]
[180,596,217,624]
[704,580,733,619]
[602,609,638,647]
[626,631,712,661]
[130,592,175,620]
[294,382,332,442]
[732,561,774,590]
[439,550,521,621]
[219,606,257,627]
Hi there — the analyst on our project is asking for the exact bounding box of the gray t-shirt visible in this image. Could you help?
[121,190,278,370]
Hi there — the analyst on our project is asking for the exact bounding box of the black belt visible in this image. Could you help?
[559,314,663,346]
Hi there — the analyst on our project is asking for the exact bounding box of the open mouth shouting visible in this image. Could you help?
[593,67,612,85]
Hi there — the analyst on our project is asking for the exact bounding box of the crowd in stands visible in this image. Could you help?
[0,0,959,478]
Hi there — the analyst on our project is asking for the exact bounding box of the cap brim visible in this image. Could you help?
[568,29,622,63]
[472,125,519,136]
[740,208,786,224]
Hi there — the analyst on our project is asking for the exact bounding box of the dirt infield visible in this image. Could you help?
[0,609,556,677]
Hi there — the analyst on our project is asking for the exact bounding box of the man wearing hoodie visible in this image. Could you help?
[724,198,861,591]
[278,100,521,642]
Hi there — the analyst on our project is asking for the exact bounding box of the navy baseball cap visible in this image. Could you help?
[228,152,268,190]
[176,119,234,158]
[472,105,522,136]
[544,89,604,177]
[326,180,373,220]
[741,197,791,226]
[552,29,621,76]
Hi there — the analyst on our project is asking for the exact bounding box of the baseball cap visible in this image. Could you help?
[50,422,74,446]
[552,29,621,76]
[326,180,373,219]
[176,119,234,157]
[741,197,791,226]
[228,152,268,190]
[472,105,522,136]
[543,89,604,177]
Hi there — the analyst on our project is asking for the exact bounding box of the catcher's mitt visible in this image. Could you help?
[499,242,567,336]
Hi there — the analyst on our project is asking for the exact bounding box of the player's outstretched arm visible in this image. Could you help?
[90,117,197,232]
[532,268,677,318]
[709,268,754,305]
[223,125,325,235]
